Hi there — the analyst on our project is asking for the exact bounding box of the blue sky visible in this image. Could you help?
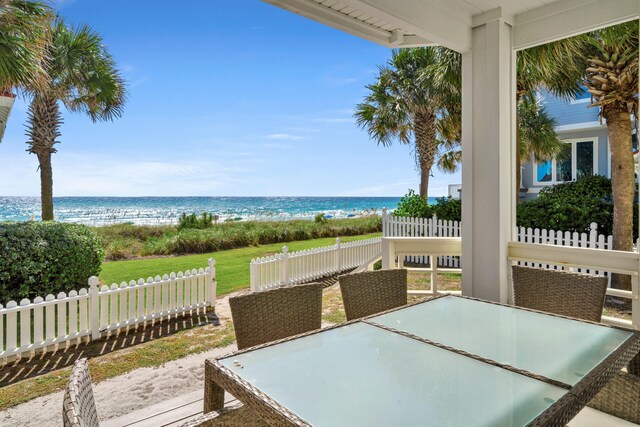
[0,0,460,197]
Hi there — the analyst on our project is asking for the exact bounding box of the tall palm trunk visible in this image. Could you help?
[414,111,437,199]
[606,109,634,290]
[26,94,61,221]
[36,151,53,220]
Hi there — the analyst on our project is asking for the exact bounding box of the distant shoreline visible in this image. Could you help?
[0,196,427,225]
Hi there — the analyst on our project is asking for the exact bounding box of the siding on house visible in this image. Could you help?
[521,127,609,201]
[540,92,599,126]
[520,91,610,201]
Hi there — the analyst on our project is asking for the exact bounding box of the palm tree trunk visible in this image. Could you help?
[26,94,61,221]
[414,111,437,199]
[37,151,54,220]
[606,110,634,290]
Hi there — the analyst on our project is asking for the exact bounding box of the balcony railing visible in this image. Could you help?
[382,236,640,330]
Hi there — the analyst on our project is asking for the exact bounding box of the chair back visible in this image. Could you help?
[339,269,407,321]
[511,265,607,322]
[230,282,323,350]
[63,358,100,427]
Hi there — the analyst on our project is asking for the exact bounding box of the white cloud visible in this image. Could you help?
[265,133,304,141]
[0,152,253,197]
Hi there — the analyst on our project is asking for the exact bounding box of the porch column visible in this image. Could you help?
[461,10,516,303]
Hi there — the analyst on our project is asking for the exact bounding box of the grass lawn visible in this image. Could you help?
[99,232,381,296]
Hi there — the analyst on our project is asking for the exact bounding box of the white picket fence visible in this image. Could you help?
[0,259,216,363]
[382,212,461,268]
[382,212,622,268]
[250,237,382,291]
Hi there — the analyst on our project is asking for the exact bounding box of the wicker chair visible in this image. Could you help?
[63,358,100,427]
[511,265,607,322]
[229,282,323,350]
[338,269,407,321]
[588,371,640,424]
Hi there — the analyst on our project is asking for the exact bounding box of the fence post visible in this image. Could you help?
[382,208,387,236]
[207,258,216,310]
[336,237,342,273]
[589,222,597,248]
[250,260,259,292]
[89,276,100,341]
[282,246,290,285]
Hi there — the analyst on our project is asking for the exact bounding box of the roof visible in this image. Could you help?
[0,96,15,143]
[263,0,639,52]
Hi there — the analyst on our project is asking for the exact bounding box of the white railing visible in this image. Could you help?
[508,242,639,330]
[0,259,216,363]
[382,211,622,269]
[250,237,382,291]
[382,237,463,297]
[382,212,461,268]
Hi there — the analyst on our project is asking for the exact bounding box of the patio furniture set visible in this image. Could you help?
[63,267,640,426]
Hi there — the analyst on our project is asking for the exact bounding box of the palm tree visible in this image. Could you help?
[514,39,588,200]
[0,0,49,92]
[584,20,638,290]
[24,18,126,220]
[423,45,569,185]
[518,93,566,179]
[354,48,460,198]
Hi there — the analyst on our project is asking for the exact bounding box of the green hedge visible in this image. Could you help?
[394,190,462,221]
[0,222,104,303]
[517,175,638,237]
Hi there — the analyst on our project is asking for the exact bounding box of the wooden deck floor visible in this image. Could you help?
[101,390,238,427]
[102,390,637,427]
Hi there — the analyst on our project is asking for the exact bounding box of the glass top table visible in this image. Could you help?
[205,295,640,427]
[369,296,634,386]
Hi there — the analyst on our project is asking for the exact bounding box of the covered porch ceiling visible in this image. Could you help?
[263,0,639,52]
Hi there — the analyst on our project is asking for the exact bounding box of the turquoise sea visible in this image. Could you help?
[0,196,438,226]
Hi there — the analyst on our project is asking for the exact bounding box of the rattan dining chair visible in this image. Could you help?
[511,265,607,322]
[229,282,323,350]
[339,269,408,321]
[63,358,100,427]
[588,371,640,424]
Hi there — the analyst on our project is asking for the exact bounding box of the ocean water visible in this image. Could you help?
[0,196,434,226]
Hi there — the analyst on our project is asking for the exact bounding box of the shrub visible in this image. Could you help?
[394,190,430,218]
[314,213,328,224]
[0,222,104,303]
[178,212,216,230]
[93,216,383,259]
[517,175,638,237]
[431,197,462,222]
[394,190,462,221]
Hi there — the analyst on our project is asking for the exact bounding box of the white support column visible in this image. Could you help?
[461,10,516,303]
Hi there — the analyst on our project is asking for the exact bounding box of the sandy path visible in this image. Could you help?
[0,343,238,427]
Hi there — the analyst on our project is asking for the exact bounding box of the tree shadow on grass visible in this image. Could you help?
[0,311,219,388]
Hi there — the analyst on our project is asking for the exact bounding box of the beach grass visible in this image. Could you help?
[99,232,382,293]
[96,216,382,260]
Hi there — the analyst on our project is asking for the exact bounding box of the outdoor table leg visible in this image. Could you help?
[204,362,225,413]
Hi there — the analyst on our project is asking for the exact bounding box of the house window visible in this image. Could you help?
[534,138,598,185]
